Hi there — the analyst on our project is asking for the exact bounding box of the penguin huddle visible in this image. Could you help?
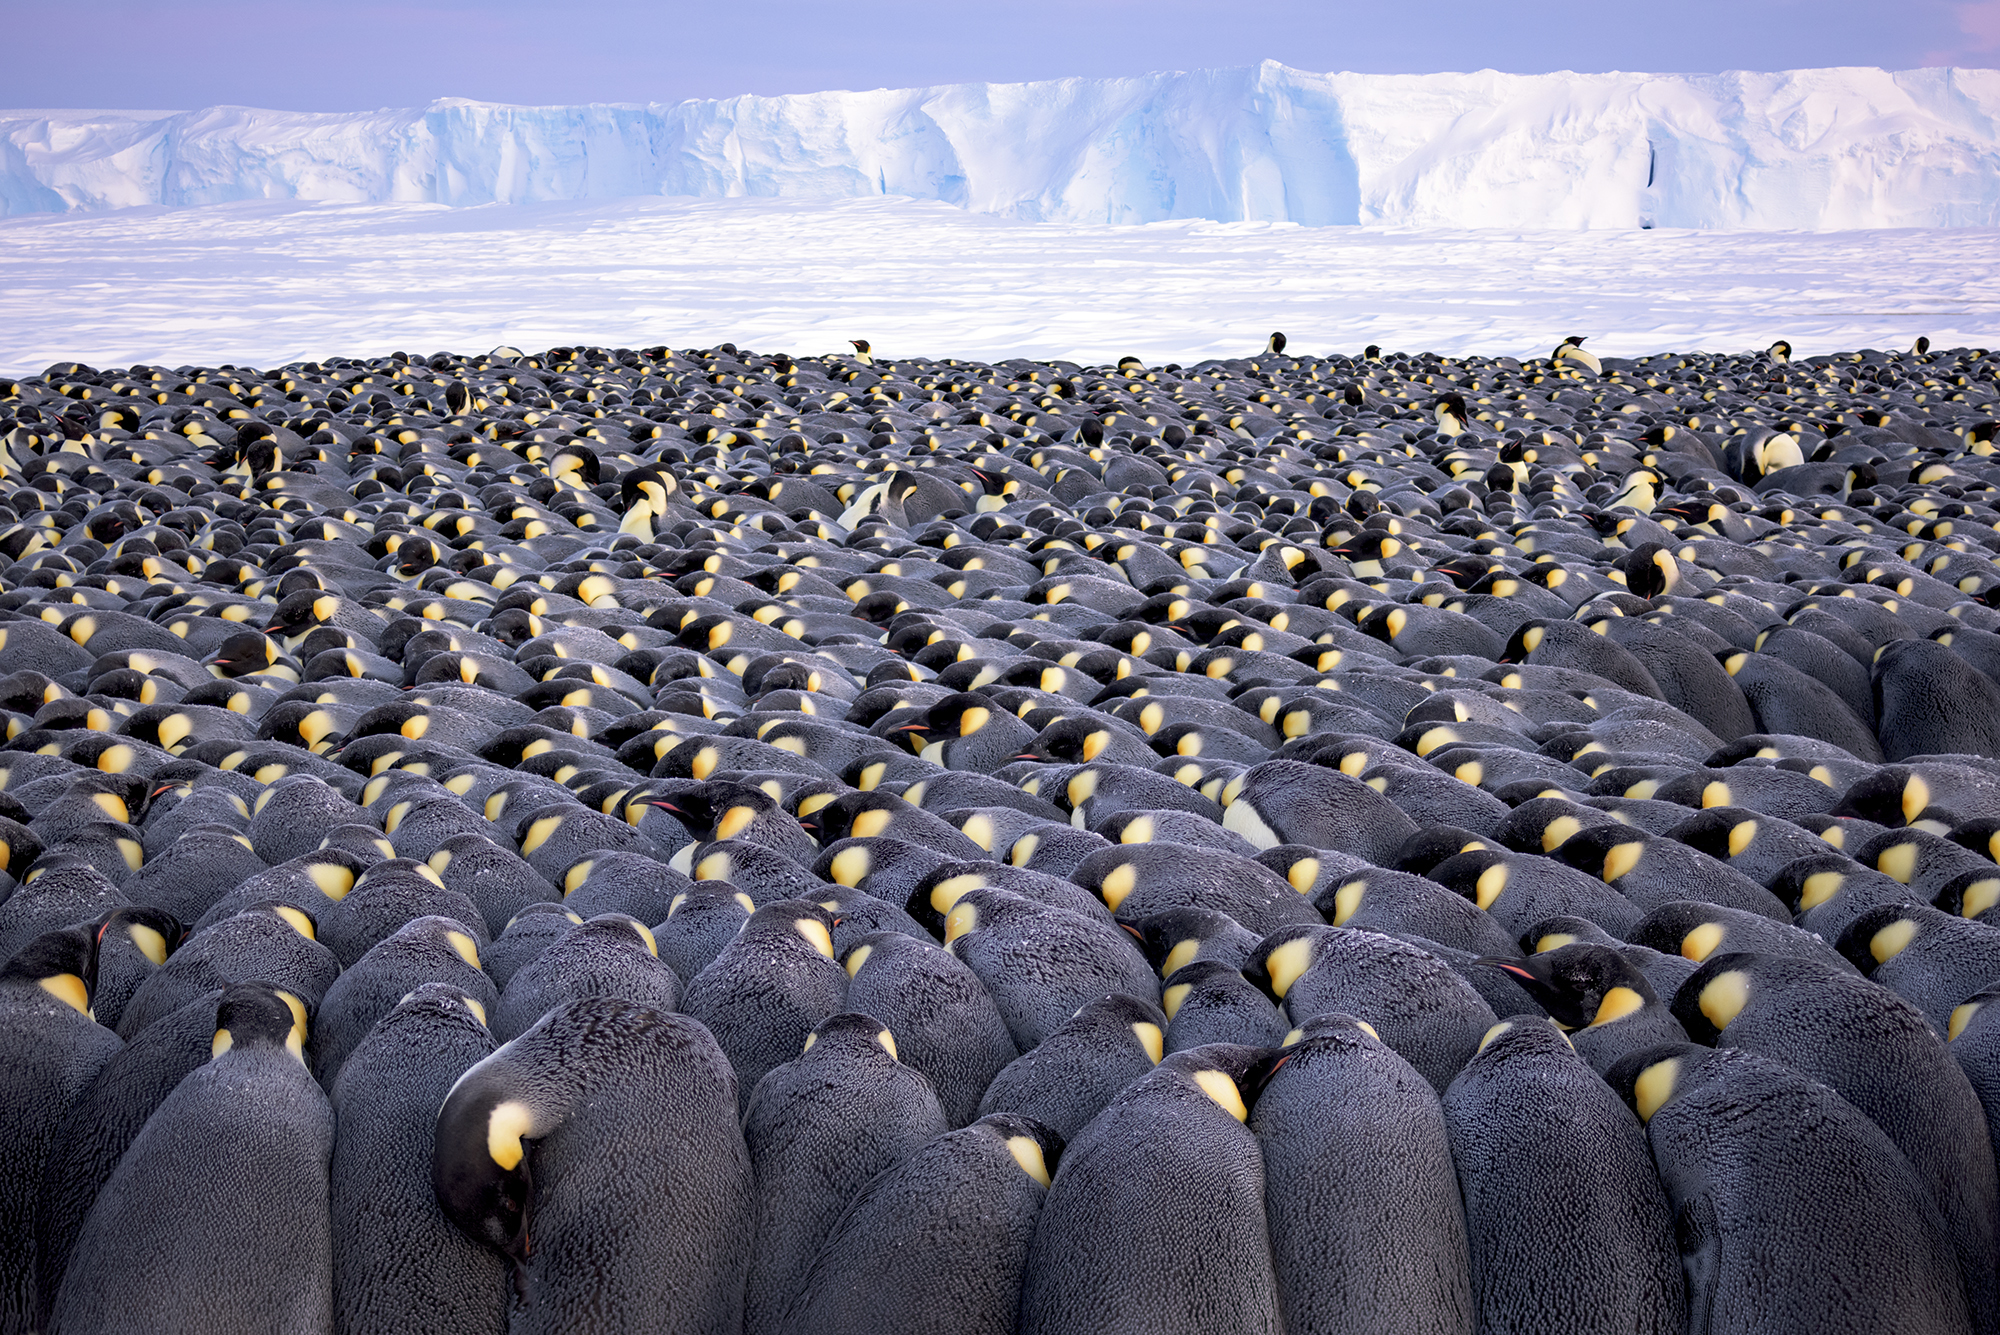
[2,333,2000,1331]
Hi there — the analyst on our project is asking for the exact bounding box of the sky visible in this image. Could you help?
[2,0,1997,113]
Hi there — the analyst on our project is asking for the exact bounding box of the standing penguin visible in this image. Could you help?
[741,1012,948,1335]
[976,993,1167,1141]
[1673,952,2000,1333]
[777,1112,1060,1335]
[311,914,497,1086]
[940,887,1157,1052]
[49,982,333,1335]
[1018,1046,1283,1335]
[0,928,123,1333]
[1253,1014,1472,1335]
[841,930,1017,1127]
[1443,1019,1681,1335]
[432,997,753,1335]
[330,983,505,1335]
[1609,1043,1973,1335]
[681,901,848,1112]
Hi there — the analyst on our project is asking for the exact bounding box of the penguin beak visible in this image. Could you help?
[1473,958,1539,984]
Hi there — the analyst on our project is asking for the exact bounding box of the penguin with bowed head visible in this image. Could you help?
[432,996,752,1335]
[0,928,123,1333]
[777,1112,1062,1335]
[1018,1045,1283,1335]
[330,983,504,1335]
[49,982,332,1335]
[740,1011,948,1335]
[1443,1018,1681,1335]
[1252,1014,1472,1335]
[1610,1043,1974,1335]
[680,900,848,1114]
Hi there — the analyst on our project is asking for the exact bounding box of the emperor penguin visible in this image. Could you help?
[848,339,874,366]
[777,1113,1060,1335]
[1434,394,1472,439]
[1443,1018,1681,1335]
[432,996,753,1335]
[330,984,505,1335]
[740,1011,948,1334]
[1610,1043,1973,1335]
[1265,332,1288,355]
[0,928,123,1333]
[1254,1014,1471,1335]
[1018,1045,1283,1335]
[50,982,333,1335]
[1553,336,1601,375]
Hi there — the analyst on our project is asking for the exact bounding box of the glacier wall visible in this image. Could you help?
[3,63,1998,229]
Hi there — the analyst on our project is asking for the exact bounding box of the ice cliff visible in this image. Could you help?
[3,62,1997,229]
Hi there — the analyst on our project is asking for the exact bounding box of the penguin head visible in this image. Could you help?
[433,1055,544,1264]
[1618,542,1680,598]
[635,781,774,845]
[1128,906,1244,977]
[0,926,98,1015]
[798,790,911,848]
[1266,1012,1390,1074]
[211,980,309,1064]
[797,1010,902,1063]
[968,1112,1064,1188]
[1433,394,1470,437]
[620,464,679,516]
[741,900,838,960]
[1265,332,1287,355]
[1249,923,1335,1004]
[94,905,184,969]
[1477,943,1656,1031]
[1015,717,1117,765]
[1766,339,1793,364]
[1828,767,1928,828]
[1833,904,1931,977]
[1665,951,1775,1044]
[1154,1045,1277,1123]
[1604,1041,1711,1123]
[266,589,343,638]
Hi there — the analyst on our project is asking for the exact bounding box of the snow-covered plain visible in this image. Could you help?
[5,63,2000,230]
[1,195,1993,377]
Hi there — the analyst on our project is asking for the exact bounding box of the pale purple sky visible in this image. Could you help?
[5,0,1996,112]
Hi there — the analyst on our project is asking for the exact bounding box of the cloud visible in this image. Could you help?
[1927,0,2000,63]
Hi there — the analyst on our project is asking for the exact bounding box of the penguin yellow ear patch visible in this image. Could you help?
[1869,918,1919,963]
[1191,1068,1248,1121]
[1591,986,1647,1027]
[1634,1058,1680,1122]
[39,972,90,1015]
[792,916,834,959]
[1132,1021,1164,1063]
[1680,922,1726,963]
[1264,936,1313,999]
[1698,970,1750,1031]
[1007,1134,1052,1187]
[486,1099,536,1170]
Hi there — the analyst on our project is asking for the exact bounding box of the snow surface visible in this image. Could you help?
[4,63,2000,229]
[2,195,1994,377]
